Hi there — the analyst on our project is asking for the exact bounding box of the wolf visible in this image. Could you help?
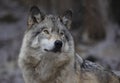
[18,6,120,83]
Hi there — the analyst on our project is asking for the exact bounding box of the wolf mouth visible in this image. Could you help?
[44,48,61,53]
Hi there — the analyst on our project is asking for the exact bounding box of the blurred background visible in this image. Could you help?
[0,0,120,83]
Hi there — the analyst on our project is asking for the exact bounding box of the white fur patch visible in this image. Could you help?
[63,43,69,52]
[31,36,39,48]
[40,38,55,51]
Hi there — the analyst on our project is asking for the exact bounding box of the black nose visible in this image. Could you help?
[54,40,63,49]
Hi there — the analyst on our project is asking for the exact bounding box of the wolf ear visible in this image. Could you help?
[62,10,72,29]
[27,6,44,28]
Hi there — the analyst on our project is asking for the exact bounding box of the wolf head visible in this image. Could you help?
[20,6,74,61]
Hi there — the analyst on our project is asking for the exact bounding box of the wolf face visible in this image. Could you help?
[21,6,74,60]
[29,15,70,53]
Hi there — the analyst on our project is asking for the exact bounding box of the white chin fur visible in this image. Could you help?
[40,38,55,51]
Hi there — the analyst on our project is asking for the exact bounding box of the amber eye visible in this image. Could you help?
[60,32,64,36]
[43,30,49,34]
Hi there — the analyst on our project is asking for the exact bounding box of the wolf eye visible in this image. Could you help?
[60,32,64,36]
[43,30,49,34]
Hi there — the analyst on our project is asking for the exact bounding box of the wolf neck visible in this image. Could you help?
[35,52,75,82]
[39,56,76,83]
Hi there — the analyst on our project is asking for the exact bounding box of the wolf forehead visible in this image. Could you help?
[37,15,66,30]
